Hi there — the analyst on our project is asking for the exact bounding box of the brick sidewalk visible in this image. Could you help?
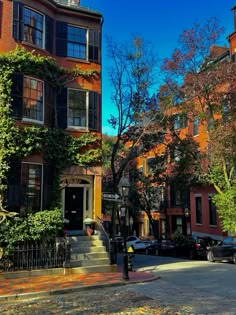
[0,271,159,300]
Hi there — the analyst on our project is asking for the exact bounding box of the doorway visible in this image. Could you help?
[64,187,84,230]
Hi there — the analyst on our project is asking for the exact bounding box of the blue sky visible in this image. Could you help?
[80,0,236,135]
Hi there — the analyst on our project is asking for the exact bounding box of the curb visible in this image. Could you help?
[0,274,160,302]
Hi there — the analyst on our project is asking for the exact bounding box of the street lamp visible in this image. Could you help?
[118,177,130,280]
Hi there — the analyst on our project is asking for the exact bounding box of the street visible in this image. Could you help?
[1,254,236,314]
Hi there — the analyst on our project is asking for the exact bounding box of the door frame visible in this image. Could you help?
[61,176,93,229]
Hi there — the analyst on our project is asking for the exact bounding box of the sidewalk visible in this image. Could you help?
[0,269,159,301]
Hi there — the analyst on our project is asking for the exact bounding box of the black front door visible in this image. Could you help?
[65,187,84,230]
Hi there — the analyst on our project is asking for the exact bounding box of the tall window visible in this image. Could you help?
[146,157,155,174]
[195,195,202,224]
[23,77,44,122]
[22,163,42,213]
[193,117,199,136]
[173,114,187,130]
[68,89,87,128]
[67,25,87,59]
[23,8,44,48]
[209,195,217,225]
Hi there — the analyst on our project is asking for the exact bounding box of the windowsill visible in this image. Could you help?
[66,126,89,132]
[193,134,199,137]
[195,223,203,226]
[22,41,46,53]
[66,57,90,64]
[209,225,217,228]
[22,118,44,125]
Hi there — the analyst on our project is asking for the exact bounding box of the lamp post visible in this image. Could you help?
[118,177,130,281]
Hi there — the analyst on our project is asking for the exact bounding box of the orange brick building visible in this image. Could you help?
[0,0,103,232]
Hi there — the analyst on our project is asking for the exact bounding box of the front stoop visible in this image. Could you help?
[0,233,117,279]
[66,234,112,271]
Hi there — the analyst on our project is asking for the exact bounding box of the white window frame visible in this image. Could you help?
[23,6,45,49]
[21,162,43,211]
[67,88,89,130]
[22,76,44,124]
[67,24,88,60]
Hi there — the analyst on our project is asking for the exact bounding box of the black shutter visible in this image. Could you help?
[43,163,54,210]
[11,73,23,119]
[7,159,21,212]
[12,1,24,41]
[56,88,67,129]
[56,21,67,57]
[89,29,100,63]
[45,15,54,54]
[45,82,55,127]
[89,91,101,131]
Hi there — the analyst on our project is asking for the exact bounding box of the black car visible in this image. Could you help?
[145,239,176,256]
[207,237,236,264]
[176,236,218,259]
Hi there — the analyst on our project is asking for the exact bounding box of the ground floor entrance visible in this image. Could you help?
[64,187,84,230]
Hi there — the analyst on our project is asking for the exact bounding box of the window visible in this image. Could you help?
[13,3,54,53]
[195,196,202,224]
[67,25,86,59]
[193,117,199,136]
[21,163,42,213]
[23,7,44,48]
[68,89,87,128]
[170,182,182,207]
[146,158,155,174]
[23,77,44,122]
[56,22,100,63]
[173,114,187,130]
[209,195,217,226]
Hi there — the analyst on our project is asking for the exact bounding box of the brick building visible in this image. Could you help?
[0,0,103,232]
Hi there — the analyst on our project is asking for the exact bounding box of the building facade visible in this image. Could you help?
[0,0,103,232]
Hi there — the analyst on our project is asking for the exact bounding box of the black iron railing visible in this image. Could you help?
[0,240,71,272]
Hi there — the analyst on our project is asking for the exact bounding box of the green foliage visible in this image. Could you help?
[0,47,101,210]
[212,187,236,234]
[0,209,64,249]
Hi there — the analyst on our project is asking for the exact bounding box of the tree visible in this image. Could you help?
[160,17,236,233]
[104,36,164,261]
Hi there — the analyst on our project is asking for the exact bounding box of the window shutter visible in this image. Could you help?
[56,88,67,129]
[89,29,100,63]
[45,82,55,127]
[45,15,54,54]
[7,159,21,212]
[56,21,67,57]
[12,1,24,40]
[11,73,23,119]
[89,91,101,131]
[43,163,54,210]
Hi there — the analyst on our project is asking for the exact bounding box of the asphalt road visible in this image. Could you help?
[128,253,236,298]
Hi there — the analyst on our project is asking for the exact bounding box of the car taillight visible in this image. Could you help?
[195,243,201,248]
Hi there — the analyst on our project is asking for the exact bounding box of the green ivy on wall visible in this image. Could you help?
[0,47,101,212]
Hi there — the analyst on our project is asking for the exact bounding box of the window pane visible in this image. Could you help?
[195,196,202,224]
[68,89,87,127]
[23,8,44,48]
[209,196,217,225]
[23,77,44,122]
[21,164,42,213]
[67,25,86,59]
[193,118,199,136]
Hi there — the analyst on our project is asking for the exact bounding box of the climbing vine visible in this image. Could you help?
[0,47,101,214]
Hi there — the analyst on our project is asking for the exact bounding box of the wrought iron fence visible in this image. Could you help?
[0,240,71,272]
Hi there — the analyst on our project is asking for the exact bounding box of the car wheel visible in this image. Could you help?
[207,251,215,262]
[155,248,159,256]
[232,253,236,264]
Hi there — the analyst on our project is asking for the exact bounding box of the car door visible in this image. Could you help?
[213,244,233,260]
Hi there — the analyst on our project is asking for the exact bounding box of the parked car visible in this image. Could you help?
[126,236,151,252]
[175,236,218,259]
[207,237,236,264]
[145,239,176,256]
